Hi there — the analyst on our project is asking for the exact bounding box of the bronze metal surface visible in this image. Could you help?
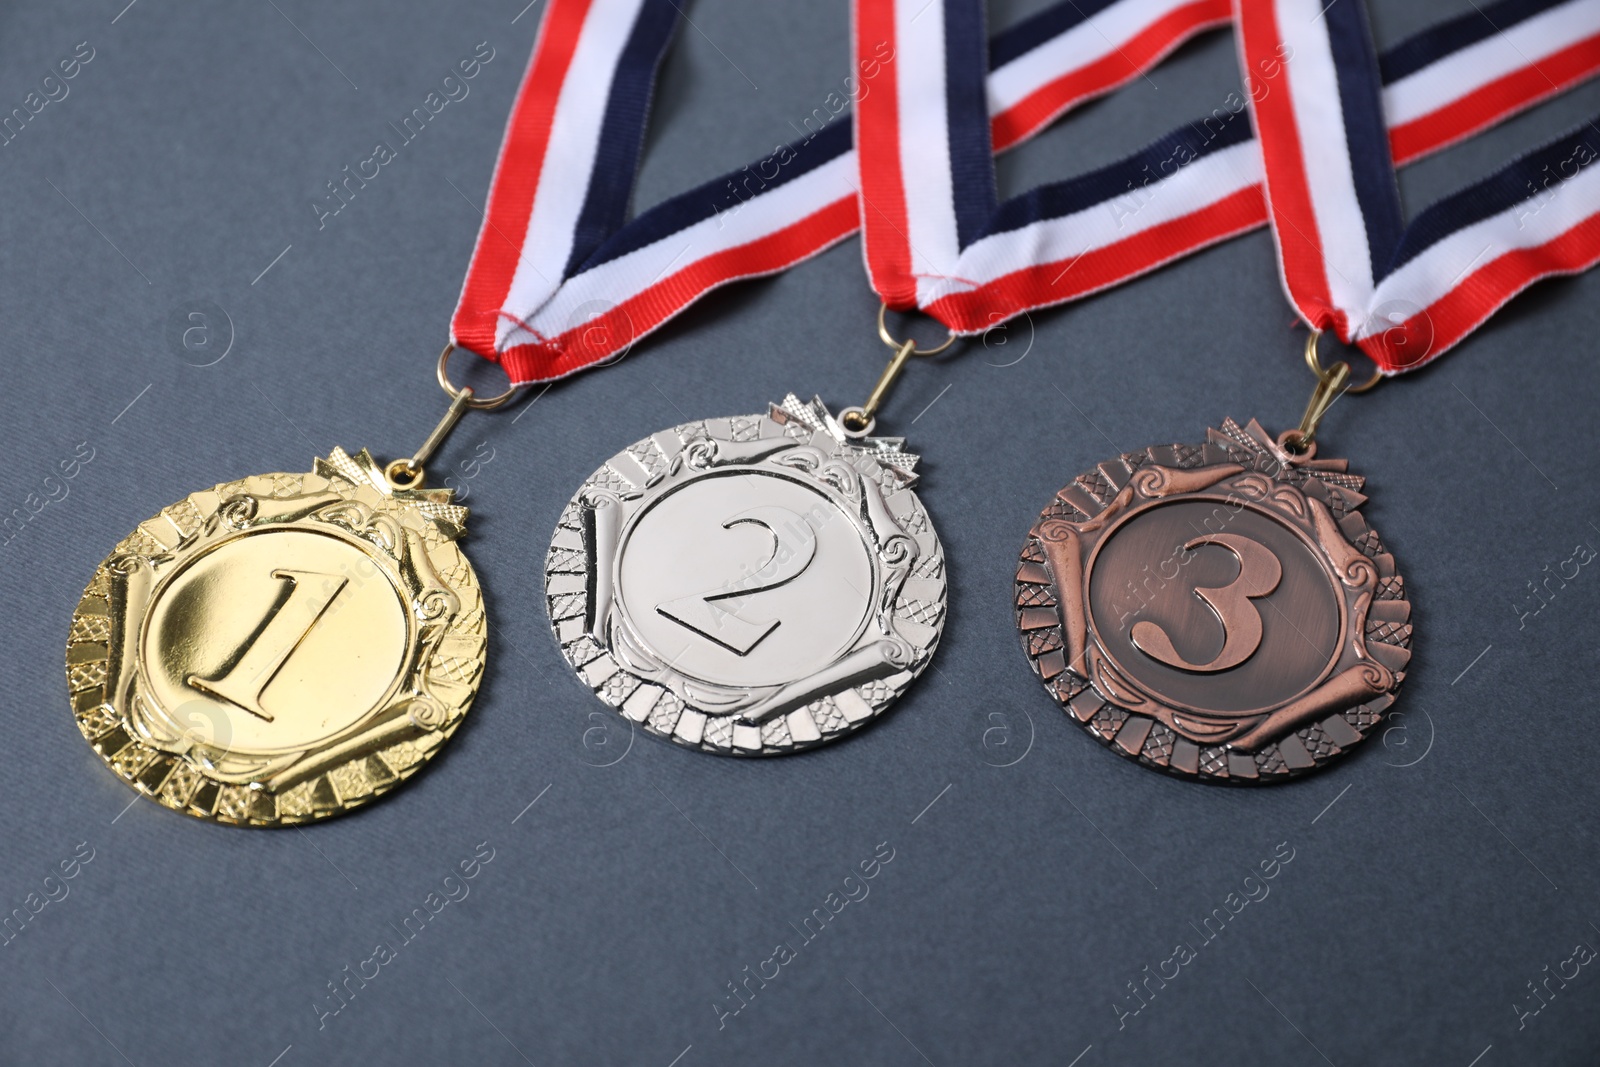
[1014,418,1411,783]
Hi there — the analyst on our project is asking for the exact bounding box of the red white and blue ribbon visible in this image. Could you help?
[855,0,1600,354]
[452,0,1230,384]
[1381,0,1600,163]
[853,0,1233,310]
[1240,0,1600,372]
[453,0,1600,385]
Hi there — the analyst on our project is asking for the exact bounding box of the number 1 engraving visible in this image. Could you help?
[188,569,349,721]
[1132,533,1282,673]
[656,506,816,655]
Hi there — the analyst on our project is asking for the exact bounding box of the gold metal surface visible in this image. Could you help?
[843,338,917,430]
[384,384,477,491]
[1290,355,1351,451]
[875,303,956,356]
[1284,331,1382,452]
[436,343,519,410]
[65,447,486,827]
[840,305,957,434]
[1302,329,1382,393]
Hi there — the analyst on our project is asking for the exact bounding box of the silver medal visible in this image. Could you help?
[545,395,947,755]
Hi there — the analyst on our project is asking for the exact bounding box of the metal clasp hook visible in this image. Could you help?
[385,344,521,490]
[839,305,956,437]
[1281,331,1382,455]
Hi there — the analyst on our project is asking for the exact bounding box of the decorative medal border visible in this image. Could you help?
[65,449,486,826]
[1015,419,1412,783]
[545,396,947,756]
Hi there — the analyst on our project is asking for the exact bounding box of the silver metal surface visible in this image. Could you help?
[545,395,947,755]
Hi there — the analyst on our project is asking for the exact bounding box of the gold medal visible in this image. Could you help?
[67,353,506,825]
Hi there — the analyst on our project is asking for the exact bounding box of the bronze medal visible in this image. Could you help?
[1014,418,1411,783]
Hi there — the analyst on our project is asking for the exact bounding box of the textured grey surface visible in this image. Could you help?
[1,1,1598,1064]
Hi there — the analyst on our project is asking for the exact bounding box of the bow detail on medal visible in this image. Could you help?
[315,447,468,539]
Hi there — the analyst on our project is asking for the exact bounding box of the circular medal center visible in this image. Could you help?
[616,471,875,690]
[1086,499,1341,714]
[141,528,412,753]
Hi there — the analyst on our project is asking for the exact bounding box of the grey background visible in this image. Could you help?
[0,0,1596,1064]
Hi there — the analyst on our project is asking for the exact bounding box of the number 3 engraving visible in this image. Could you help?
[656,506,816,655]
[1132,533,1282,673]
[188,569,348,721]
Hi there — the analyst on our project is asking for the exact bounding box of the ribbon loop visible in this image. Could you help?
[452,0,1600,384]
[1240,0,1600,374]
[854,0,1600,354]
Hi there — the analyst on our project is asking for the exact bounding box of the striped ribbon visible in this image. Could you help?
[453,0,1600,385]
[856,0,1600,366]
[1240,0,1600,372]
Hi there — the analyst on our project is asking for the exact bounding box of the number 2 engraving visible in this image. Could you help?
[1131,533,1282,673]
[188,569,348,721]
[656,506,816,655]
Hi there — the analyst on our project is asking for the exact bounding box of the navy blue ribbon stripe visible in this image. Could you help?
[1325,0,1407,284]
[982,111,1254,239]
[564,0,1587,280]
[562,0,681,279]
[580,120,854,272]
[947,0,1000,251]
[1387,115,1600,274]
[988,0,1126,70]
[1379,0,1576,84]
